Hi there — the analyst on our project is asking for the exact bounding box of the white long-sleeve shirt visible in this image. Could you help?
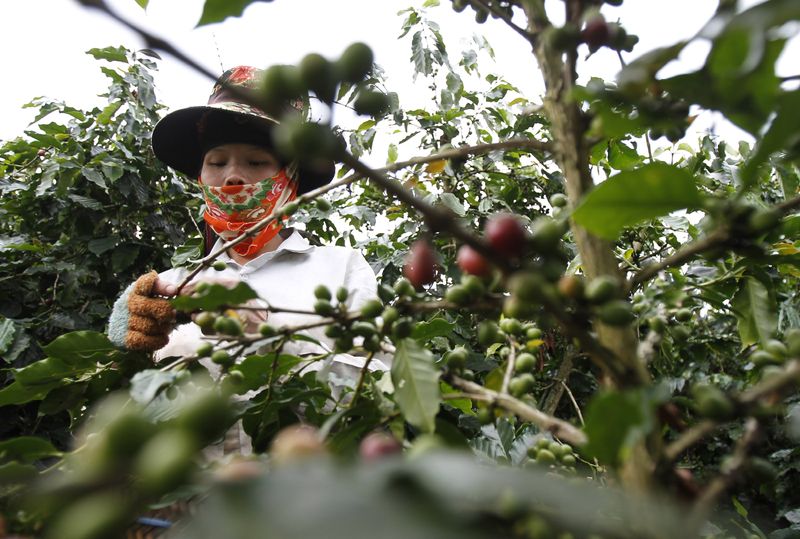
[156,228,391,377]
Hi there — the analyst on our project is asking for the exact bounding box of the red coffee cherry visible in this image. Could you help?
[403,240,437,288]
[485,213,528,258]
[456,245,490,277]
[359,431,402,461]
[581,16,611,51]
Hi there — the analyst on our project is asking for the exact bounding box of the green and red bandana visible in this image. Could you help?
[200,169,298,257]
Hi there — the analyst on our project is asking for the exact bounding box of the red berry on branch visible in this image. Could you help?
[581,16,611,51]
[485,213,528,258]
[403,240,438,288]
[359,431,402,461]
[457,245,491,277]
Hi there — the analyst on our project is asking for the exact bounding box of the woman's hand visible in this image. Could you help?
[108,272,177,352]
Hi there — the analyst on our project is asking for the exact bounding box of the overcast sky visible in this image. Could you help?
[1,0,790,149]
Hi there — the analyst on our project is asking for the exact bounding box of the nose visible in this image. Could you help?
[222,163,247,186]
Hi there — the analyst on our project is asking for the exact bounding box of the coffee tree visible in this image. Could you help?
[2,0,800,537]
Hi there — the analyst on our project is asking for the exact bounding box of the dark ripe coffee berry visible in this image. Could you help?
[403,240,437,288]
[581,16,611,51]
[457,244,491,277]
[486,213,528,258]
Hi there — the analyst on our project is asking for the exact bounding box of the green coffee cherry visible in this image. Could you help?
[299,52,337,104]
[360,299,384,318]
[378,284,396,303]
[477,407,493,425]
[692,384,735,421]
[314,300,336,316]
[786,328,800,356]
[509,373,535,397]
[674,308,692,322]
[764,339,788,358]
[335,335,354,352]
[381,306,400,327]
[525,326,543,340]
[351,321,377,338]
[585,275,620,304]
[392,318,413,339]
[315,198,332,212]
[212,260,227,271]
[394,277,416,297]
[196,342,214,358]
[535,448,556,464]
[445,346,469,370]
[515,353,537,373]
[336,286,349,303]
[750,350,782,368]
[363,334,383,352]
[445,284,472,305]
[211,350,233,367]
[499,318,524,336]
[477,320,502,346]
[530,217,564,253]
[324,324,344,339]
[596,300,636,326]
[337,42,374,83]
[354,90,391,117]
[214,316,242,336]
[461,274,485,298]
[550,193,568,208]
[195,312,216,331]
[314,284,332,300]
[259,324,277,337]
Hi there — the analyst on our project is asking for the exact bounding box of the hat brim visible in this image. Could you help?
[151,105,334,194]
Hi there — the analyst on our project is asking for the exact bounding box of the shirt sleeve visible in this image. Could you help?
[343,250,379,311]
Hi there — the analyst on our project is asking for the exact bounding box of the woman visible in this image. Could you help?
[108,66,390,399]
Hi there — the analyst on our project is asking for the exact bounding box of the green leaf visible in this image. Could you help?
[0,317,17,356]
[741,90,800,185]
[0,381,60,407]
[171,238,203,267]
[230,354,304,393]
[86,46,128,63]
[391,339,441,433]
[440,381,472,415]
[572,163,702,240]
[87,236,118,256]
[731,276,777,347]
[172,282,259,311]
[134,0,149,8]
[97,100,123,125]
[130,370,179,404]
[607,141,643,171]
[0,437,61,464]
[0,462,37,485]
[112,244,140,273]
[411,318,456,341]
[438,193,466,217]
[42,331,116,364]
[583,389,656,465]
[197,0,262,26]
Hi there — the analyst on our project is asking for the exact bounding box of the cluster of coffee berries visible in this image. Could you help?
[264,43,391,159]
[526,437,578,472]
[450,0,514,24]
[46,388,234,539]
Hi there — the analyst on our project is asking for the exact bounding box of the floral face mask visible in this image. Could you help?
[199,168,298,257]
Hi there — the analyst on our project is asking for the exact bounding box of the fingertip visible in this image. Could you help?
[165,284,177,296]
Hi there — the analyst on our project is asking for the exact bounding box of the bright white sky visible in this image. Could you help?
[1,0,791,152]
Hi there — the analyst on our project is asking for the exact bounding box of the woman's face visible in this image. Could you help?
[200,143,281,187]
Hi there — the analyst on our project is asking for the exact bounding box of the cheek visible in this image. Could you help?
[200,165,224,187]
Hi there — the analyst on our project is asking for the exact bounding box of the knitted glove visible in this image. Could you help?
[108,271,175,352]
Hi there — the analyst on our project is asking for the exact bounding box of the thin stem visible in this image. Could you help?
[561,380,584,426]
[468,0,536,44]
[500,339,518,396]
[349,350,376,408]
[449,375,587,446]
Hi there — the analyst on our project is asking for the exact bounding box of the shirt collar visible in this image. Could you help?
[216,228,313,269]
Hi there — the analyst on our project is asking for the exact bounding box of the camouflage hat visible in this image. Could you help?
[151,66,334,194]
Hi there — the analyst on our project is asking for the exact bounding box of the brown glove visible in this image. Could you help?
[108,271,176,352]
